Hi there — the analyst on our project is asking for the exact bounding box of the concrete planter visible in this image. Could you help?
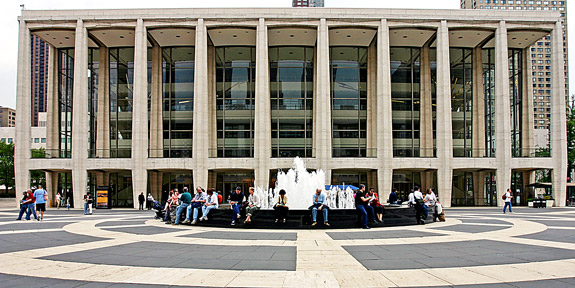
[547,200,554,207]
[528,201,534,207]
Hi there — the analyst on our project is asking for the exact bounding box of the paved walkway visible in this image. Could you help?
[0,206,574,287]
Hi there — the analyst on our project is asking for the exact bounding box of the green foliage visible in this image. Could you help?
[0,142,14,194]
[568,98,575,181]
[30,148,46,188]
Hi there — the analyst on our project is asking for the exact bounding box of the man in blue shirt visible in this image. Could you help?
[310,188,329,226]
[33,185,48,221]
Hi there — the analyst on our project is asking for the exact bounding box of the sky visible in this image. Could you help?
[0,0,571,109]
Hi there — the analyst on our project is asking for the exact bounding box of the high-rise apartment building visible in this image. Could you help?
[461,0,568,140]
[0,106,16,127]
[30,34,49,127]
[293,0,325,7]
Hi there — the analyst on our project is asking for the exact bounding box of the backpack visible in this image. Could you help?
[501,194,506,200]
[415,197,424,205]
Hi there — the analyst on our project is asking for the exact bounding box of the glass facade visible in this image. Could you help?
[162,47,195,158]
[109,48,134,158]
[452,170,475,206]
[88,48,99,158]
[330,47,368,157]
[450,48,473,157]
[270,46,314,158]
[58,48,74,158]
[483,49,496,157]
[509,49,523,157]
[390,47,421,157]
[331,171,368,188]
[216,47,256,158]
[108,171,133,208]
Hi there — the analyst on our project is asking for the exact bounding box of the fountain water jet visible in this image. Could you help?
[255,157,355,210]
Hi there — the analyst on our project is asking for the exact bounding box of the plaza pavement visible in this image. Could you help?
[0,205,574,287]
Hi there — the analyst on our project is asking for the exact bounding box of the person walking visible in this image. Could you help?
[503,188,513,214]
[355,184,376,229]
[138,192,145,210]
[25,189,38,220]
[16,191,31,220]
[33,185,48,221]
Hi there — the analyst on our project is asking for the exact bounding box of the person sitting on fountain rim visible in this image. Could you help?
[355,184,376,229]
[274,189,289,223]
[229,186,244,226]
[172,187,191,225]
[309,188,330,226]
[196,188,218,224]
[182,187,206,224]
[244,187,260,224]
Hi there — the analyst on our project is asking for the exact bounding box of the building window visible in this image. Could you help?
[450,48,473,157]
[162,47,195,158]
[509,49,523,157]
[58,48,74,158]
[331,47,368,157]
[216,46,256,158]
[109,48,134,158]
[483,49,496,158]
[270,46,314,158]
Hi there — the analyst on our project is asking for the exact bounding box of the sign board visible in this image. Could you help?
[96,186,109,209]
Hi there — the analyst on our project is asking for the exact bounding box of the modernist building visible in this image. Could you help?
[461,0,568,148]
[293,0,325,7]
[0,106,16,127]
[30,35,50,127]
[15,8,567,209]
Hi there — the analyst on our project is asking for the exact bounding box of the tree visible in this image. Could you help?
[0,142,14,195]
[30,148,46,188]
[567,97,575,182]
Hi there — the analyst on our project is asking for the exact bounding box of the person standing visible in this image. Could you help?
[503,188,513,213]
[138,192,145,210]
[244,187,260,224]
[310,188,329,226]
[33,185,48,221]
[56,193,61,209]
[409,186,425,225]
[424,188,438,221]
[83,194,90,215]
[355,184,376,229]
[25,189,38,220]
[229,187,244,226]
[16,191,30,220]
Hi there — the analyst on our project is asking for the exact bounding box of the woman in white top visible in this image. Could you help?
[244,187,260,223]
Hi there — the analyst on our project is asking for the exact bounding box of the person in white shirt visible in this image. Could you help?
[503,188,513,213]
[244,187,261,224]
[412,186,425,225]
[183,187,206,224]
[197,189,219,223]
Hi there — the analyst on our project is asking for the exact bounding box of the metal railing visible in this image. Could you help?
[332,148,376,158]
[393,148,437,158]
[148,149,193,158]
[512,148,551,158]
[453,148,496,158]
[271,148,315,158]
[31,149,71,159]
[209,148,254,158]
[88,149,132,158]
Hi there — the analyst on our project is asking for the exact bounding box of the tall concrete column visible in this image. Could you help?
[522,48,535,153]
[46,45,59,152]
[366,42,377,153]
[495,21,512,207]
[132,19,149,208]
[14,17,32,206]
[315,19,331,167]
[193,19,209,189]
[96,47,110,158]
[420,46,434,157]
[254,18,271,188]
[377,19,393,194]
[71,19,89,207]
[149,45,163,158]
[435,21,454,207]
[550,21,568,206]
[472,46,486,157]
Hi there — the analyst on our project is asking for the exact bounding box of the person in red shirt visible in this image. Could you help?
[368,188,384,223]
